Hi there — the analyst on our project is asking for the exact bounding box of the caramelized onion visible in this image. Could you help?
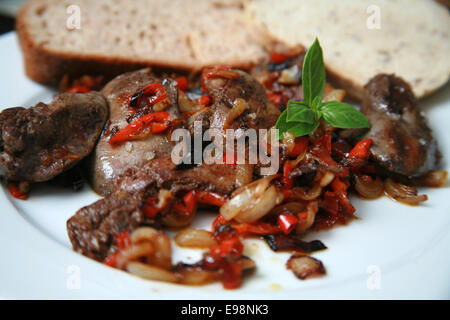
[178,90,203,112]
[319,171,335,187]
[149,233,172,269]
[126,262,178,283]
[160,211,195,228]
[286,255,326,280]
[281,131,295,154]
[416,170,448,188]
[296,201,318,234]
[224,98,247,129]
[177,266,219,285]
[354,175,384,199]
[174,228,217,249]
[291,184,322,201]
[116,242,154,269]
[271,202,306,217]
[130,227,159,244]
[221,176,283,223]
[384,178,428,206]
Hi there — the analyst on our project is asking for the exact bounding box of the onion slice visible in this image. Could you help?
[384,178,427,206]
[174,228,218,249]
[126,262,179,283]
[354,175,384,199]
[286,255,326,280]
[220,176,283,223]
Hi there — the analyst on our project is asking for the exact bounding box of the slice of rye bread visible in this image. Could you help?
[16,0,271,85]
[245,0,450,100]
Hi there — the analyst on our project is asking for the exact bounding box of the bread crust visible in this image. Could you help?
[16,0,262,85]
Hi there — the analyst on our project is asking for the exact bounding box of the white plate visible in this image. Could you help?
[1,32,449,300]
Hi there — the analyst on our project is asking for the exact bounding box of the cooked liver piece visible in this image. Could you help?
[361,74,439,177]
[68,157,252,260]
[89,69,180,196]
[0,92,108,182]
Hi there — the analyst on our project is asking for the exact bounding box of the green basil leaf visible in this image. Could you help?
[311,96,323,112]
[288,121,320,137]
[302,38,326,106]
[320,101,371,129]
[286,101,315,124]
[276,109,319,138]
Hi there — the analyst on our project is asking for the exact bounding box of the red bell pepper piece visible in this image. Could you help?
[201,65,233,91]
[198,94,211,106]
[270,51,290,64]
[129,82,168,107]
[289,137,309,157]
[222,152,237,167]
[321,191,340,215]
[175,76,189,91]
[103,231,131,267]
[116,231,131,250]
[331,177,348,193]
[194,190,227,207]
[66,85,90,93]
[142,197,159,218]
[233,221,282,235]
[348,139,373,159]
[109,112,173,145]
[222,260,243,290]
[278,214,299,234]
[7,182,28,200]
[267,93,282,106]
[282,160,294,188]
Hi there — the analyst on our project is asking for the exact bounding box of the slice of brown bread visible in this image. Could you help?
[17,0,270,85]
[246,0,450,99]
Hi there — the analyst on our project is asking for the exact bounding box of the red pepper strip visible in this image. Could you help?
[337,192,356,215]
[267,93,282,106]
[183,191,197,214]
[8,182,27,200]
[222,260,243,290]
[212,214,228,230]
[331,177,348,193]
[109,112,173,145]
[278,214,299,234]
[282,160,295,188]
[282,187,293,200]
[103,231,131,267]
[222,152,237,167]
[66,85,90,93]
[201,65,231,91]
[172,191,197,216]
[198,94,211,106]
[329,178,355,215]
[270,51,290,64]
[116,231,131,250]
[233,221,282,235]
[129,82,168,108]
[321,191,340,215]
[142,197,159,218]
[211,237,243,257]
[103,252,119,267]
[194,190,227,207]
[175,76,188,91]
[289,137,309,157]
[311,133,338,167]
[348,139,373,159]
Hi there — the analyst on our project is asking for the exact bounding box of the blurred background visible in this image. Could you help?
[0,0,27,35]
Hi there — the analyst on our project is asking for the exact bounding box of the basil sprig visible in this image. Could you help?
[276,38,370,139]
